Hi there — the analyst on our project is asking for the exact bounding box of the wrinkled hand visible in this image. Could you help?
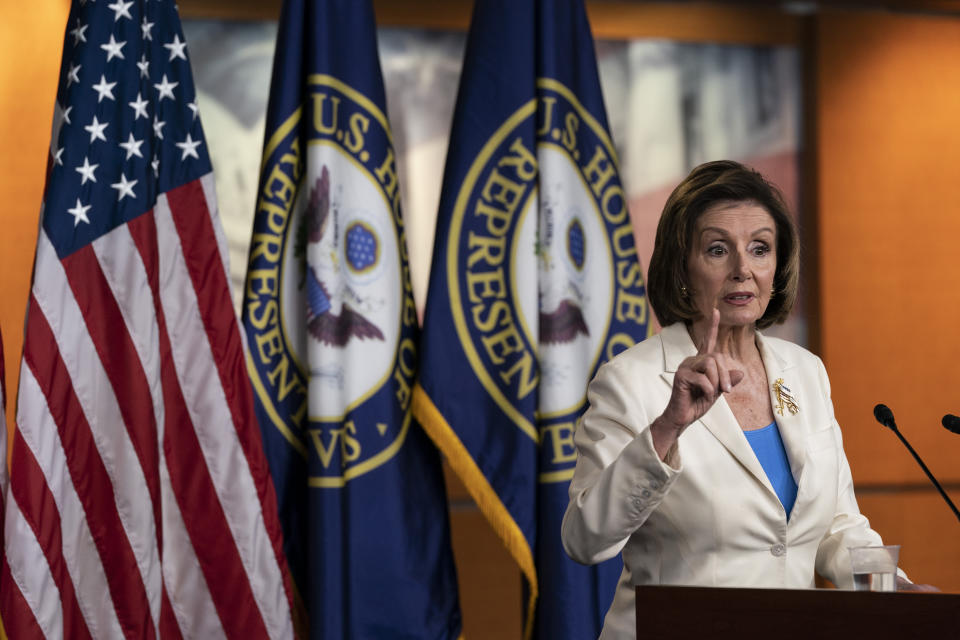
[661,309,745,435]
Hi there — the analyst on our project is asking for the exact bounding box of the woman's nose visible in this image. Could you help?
[730,251,749,281]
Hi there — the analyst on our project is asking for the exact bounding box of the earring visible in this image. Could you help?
[770,287,776,295]
[680,285,688,297]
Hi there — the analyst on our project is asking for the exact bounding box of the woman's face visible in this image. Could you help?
[686,201,777,329]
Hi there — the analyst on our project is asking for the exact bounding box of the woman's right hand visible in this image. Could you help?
[650,309,744,459]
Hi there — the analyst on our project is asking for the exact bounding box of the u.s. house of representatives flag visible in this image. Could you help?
[242,0,462,637]
[0,1,295,638]
[413,1,651,638]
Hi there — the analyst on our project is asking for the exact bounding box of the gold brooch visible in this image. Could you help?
[773,378,799,416]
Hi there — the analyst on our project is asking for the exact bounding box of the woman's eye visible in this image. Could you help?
[752,244,771,256]
[707,245,725,256]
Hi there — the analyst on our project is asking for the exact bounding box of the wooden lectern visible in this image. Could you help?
[636,585,960,639]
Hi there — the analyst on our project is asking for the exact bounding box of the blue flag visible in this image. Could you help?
[242,1,461,637]
[413,1,650,637]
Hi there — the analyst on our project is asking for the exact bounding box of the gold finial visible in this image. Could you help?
[773,378,799,416]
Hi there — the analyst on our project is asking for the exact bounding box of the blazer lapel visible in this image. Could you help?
[658,324,774,493]
[756,331,807,486]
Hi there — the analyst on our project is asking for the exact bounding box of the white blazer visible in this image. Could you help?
[561,323,893,639]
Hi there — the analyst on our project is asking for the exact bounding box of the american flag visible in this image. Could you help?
[1,329,7,575]
[0,1,295,638]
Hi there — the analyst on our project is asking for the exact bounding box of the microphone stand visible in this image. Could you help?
[874,405,960,524]
[888,426,960,523]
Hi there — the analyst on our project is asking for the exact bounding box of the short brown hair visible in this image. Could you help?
[646,160,799,330]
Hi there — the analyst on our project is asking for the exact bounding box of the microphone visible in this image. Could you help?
[873,404,895,429]
[942,414,960,435]
[872,404,960,524]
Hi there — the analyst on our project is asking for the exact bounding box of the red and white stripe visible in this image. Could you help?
[0,175,295,639]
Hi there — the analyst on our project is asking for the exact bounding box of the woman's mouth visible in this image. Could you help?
[723,292,755,305]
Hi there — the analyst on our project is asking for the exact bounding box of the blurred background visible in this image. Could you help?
[3,1,959,636]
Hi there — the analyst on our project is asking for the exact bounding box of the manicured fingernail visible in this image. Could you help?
[724,384,732,392]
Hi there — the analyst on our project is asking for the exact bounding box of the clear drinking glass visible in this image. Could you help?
[849,544,900,592]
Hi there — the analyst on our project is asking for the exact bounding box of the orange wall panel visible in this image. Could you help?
[180,1,802,46]
[817,9,960,486]
[0,0,70,442]
[449,508,523,637]
[856,490,960,592]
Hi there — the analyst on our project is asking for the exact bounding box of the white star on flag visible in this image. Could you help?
[92,74,117,102]
[110,172,137,200]
[154,74,178,101]
[76,157,98,184]
[164,34,188,62]
[100,34,126,62]
[62,106,72,125]
[108,0,134,22]
[119,133,144,160]
[188,99,199,120]
[66,63,81,86]
[129,92,149,120]
[70,19,88,45]
[176,133,202,160]
[84,115,108,143]
[67,198,92,226]
[53,147,64,166]
[141,17,155,40]
[151,154,159,177]
[137,54,150,79]
[153,115,165,139]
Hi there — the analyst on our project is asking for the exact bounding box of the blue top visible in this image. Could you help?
[744,422,798,519]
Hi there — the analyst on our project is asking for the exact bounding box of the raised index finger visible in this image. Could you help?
[700,307,719,355]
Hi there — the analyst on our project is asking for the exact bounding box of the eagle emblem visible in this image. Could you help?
[297,165,384,347]
[538,202,589,345]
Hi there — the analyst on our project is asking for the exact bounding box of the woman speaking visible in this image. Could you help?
[561,160,931,639]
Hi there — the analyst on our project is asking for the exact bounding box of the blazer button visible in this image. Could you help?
[632,497,644,508]
[640,489,652,499]
[771,543,786,557]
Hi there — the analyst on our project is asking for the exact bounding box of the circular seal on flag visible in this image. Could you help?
[446,79,649,480]
[245,75,417,487]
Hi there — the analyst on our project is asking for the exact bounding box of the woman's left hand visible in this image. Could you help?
[895,576,940,592]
